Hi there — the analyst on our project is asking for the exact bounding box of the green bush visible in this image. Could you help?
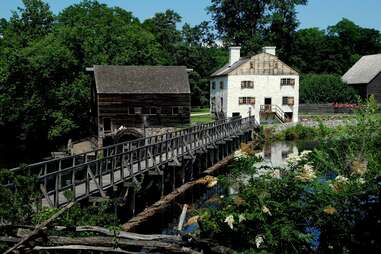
[273,124,321,141]
[300,74,358,103]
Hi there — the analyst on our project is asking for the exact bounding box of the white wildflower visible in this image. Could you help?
[262,205,272,216]
[300,150,312,158]
[295,164,316,182]
[234,150,248,160]
[357,178,365,184]
[286,153,302,165]
[238,214,246,223]
[335,175,349,184]
[270,169,281,179]
[255,235,265,248]
[224,215,235,230]
[220,195,224,199]
[329,175,349,192]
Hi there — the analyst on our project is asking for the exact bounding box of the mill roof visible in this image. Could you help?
[93,65,190,94]
[342,54,381,84]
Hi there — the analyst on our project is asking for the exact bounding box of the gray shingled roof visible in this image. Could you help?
[94,65,190,94]
[342,54,381,84]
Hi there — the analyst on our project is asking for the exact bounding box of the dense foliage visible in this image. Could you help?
[300,74,358,103]
[196,98,381,253]
[0,0,226,147]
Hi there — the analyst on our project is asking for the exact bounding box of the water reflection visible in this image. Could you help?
[228,141,319,195]
[260,142,299,167]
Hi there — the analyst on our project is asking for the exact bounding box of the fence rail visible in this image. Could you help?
[8,116,257,207]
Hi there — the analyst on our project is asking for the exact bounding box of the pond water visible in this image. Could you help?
[139,140,318,235]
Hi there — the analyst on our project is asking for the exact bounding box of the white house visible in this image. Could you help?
[210,46,299,123]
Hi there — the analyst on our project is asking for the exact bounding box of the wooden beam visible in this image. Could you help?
[87,168,107,198]
[4,202,75,254]
[40,184,54,208]
[34,245,134,253]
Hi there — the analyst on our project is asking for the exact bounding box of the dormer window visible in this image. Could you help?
[250,61,254,69]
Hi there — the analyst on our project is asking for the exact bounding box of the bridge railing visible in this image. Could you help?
[9,118,234,175]
[7,116,257,207]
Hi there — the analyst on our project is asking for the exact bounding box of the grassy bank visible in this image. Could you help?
[191,114,213,124]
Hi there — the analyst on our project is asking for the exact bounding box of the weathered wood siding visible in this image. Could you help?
[229,53,298,76]
[368,72,381,103]
[97,93,191,128]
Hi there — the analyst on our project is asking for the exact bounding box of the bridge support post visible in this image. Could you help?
[123,182,136,217]
[183,154,195,183]
[207,145,216,167]
[148,167,165,197]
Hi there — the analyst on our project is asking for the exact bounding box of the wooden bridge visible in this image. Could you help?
[8,116,257,208]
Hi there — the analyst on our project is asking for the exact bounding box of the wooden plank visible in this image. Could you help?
[87,168,106,198]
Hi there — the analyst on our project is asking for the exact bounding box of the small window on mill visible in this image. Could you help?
[103,118,111,132]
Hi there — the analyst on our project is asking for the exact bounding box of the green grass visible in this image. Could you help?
[191,107,210,114]
[191,114,213,124]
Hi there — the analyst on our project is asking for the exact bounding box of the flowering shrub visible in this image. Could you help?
[196,98,381,253]
[332,103,359,109]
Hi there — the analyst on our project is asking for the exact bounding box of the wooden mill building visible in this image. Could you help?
[90,65,191,146]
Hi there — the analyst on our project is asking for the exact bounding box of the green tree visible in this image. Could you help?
[208,0,307,56]
[300,74,358,103]
[57,0,165,66]
[3,0,54,47]
[143,9,182,64]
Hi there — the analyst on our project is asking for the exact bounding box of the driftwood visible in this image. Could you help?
[122,175,216,232]
[54,225,179,241]
[33,245,137,253]
[177,204,189,231]
[0,236,20,243]
[45,236,200,254]
[4,201,75,254]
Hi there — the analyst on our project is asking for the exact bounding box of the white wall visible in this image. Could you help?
[225,75,299,123]
[210,76,228,115]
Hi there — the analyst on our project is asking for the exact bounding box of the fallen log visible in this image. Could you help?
[4,201,75,254]
[33,245,136,253]
[122,176,216,232]
[45,236,200,254]
[0,236,20,243]
[53,226,179,241]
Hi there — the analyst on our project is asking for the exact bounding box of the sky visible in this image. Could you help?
[0,0,380,31]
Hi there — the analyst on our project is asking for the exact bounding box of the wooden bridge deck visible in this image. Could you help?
[8,116,257,207]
